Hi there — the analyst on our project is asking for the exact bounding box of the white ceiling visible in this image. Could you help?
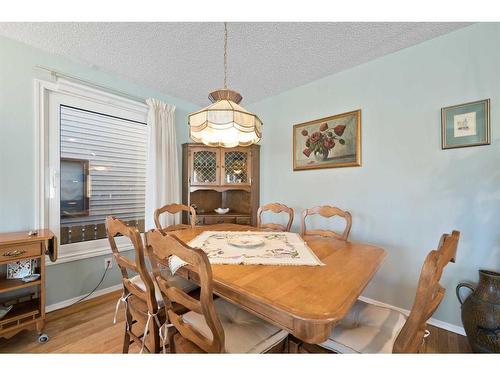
[0,22,470,105]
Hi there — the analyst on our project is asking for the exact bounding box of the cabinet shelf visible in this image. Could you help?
[197,212,250,217]
[0,278,41,293]
[0,298,40,329]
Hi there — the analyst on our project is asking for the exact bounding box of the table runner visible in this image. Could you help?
[169,231,324,274]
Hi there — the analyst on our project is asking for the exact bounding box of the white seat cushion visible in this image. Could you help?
[320,300,407,353]
[130,272,198,308]
[182,298,289,353]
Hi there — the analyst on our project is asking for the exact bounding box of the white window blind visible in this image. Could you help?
[59,105,147,244]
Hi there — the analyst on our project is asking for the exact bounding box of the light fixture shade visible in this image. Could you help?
[188,89,262,148]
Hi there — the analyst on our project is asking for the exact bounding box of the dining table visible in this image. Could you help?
[170,223,386,344]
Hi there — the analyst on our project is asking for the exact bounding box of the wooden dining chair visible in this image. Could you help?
[106,216,165,354]
[154,203,197,233]
[145,230,290,353]
[301,205,352,241]
[257,203,294,232]
[312,230,460,354]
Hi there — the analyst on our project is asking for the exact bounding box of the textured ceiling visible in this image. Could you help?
[0,22,470,105]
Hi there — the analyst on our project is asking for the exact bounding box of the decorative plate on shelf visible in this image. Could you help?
[22,273,40,283]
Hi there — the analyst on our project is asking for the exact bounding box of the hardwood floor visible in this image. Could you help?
[0,290,471,354]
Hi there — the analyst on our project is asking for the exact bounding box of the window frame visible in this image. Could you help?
[35,78,149,265]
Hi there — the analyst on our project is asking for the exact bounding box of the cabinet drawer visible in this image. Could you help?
[194,216,204,225]
[204,216,237,225]
[235,217,251,225]
[0,242,42,262]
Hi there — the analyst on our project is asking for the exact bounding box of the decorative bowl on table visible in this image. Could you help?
[214,208,230,214]
[228,236,265,248]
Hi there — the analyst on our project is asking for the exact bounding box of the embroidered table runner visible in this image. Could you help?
[169,231,324,274]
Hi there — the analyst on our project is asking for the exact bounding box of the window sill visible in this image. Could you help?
[46,243,134,266]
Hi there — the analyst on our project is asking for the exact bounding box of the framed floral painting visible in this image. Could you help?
[293,109,361,171]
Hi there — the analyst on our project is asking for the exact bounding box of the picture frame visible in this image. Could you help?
[293,109,361,171]
[441,99,491,149]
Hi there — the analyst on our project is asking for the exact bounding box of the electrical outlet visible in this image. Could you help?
[104,257,112,270]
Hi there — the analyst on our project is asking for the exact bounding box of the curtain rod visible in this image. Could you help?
[35,65,147,104]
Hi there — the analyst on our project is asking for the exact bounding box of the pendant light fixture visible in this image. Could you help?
[188,22,262,148]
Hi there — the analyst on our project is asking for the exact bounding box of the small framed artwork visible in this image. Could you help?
[441,99,491,149]
[293,109,361,171]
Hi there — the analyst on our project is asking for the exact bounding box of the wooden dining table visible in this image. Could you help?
[170,223,386,344]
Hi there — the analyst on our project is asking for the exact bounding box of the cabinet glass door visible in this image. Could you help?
[222,150,250,185]
[191,148,219,185]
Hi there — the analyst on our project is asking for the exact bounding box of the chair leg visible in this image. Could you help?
[122,310,133,354]
[264,337,288,353]
[148,320,161,354]
[288,336,301,353]
[123,326,131,353]
[168,327,177,353]
[419,328,431,353]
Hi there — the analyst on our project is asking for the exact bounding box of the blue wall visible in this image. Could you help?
[0,35,197,305]
[248,23,500,327]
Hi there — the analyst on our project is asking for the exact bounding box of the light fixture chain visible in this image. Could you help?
[224,22,228,89]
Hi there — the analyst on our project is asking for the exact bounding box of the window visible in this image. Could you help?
[36,79,149,262]
[59,106,147,245]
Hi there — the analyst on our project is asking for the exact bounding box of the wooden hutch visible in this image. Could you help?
[182,143,260,226]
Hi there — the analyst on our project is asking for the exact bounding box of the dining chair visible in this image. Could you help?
[106,216,165,353]
[311,230,460,354]
[154,203,197,233]
[145,229,290,353]
[301,205,352,241]
[257,203,294,232]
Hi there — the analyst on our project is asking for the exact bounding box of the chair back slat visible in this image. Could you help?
[392,230,460,353]
[168,311,220,352]
[115,256,139,273]
[154,203,197,233]
[105,216,158,314]
[145,230,225,353]
[257,203,294,232]
[123,279,148,301]
[301,205,352,241]
[157,278,203,314]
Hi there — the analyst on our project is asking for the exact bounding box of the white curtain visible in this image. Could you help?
[145,98,179,230]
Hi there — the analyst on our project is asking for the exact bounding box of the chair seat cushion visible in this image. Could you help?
[320,300,407,353]
[130,272,198,308]
[182,298,289,353]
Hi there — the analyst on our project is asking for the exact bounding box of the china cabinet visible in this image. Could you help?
[182,143,260,226]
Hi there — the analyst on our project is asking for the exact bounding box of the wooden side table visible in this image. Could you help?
[0,230,57,343]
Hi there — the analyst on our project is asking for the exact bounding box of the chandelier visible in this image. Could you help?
[188,22,262,148]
